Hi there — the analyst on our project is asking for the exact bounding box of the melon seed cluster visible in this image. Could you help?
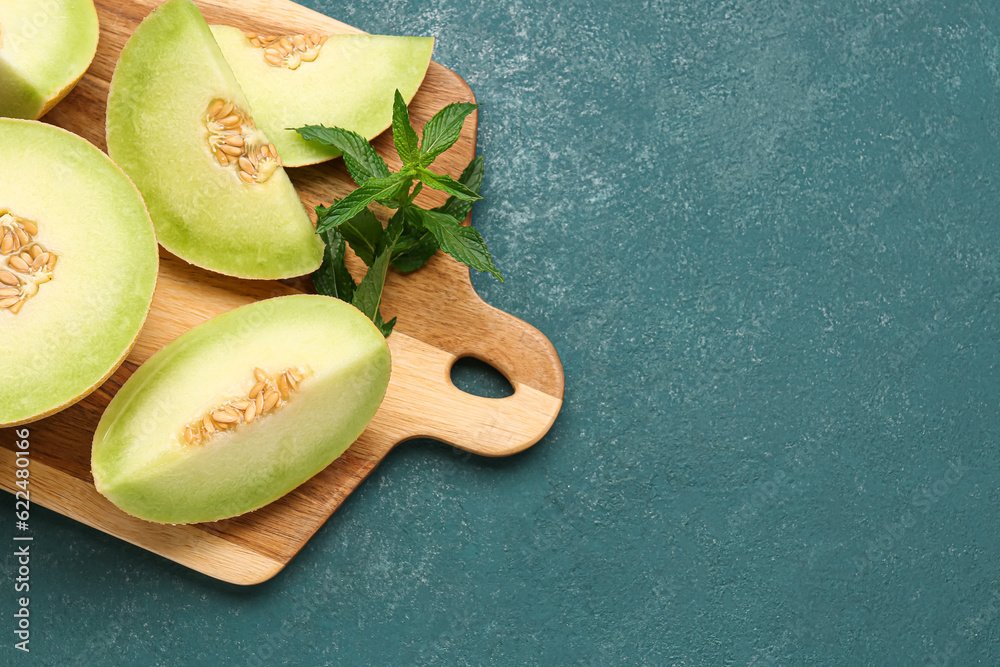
[0,212,57,315]
[244,31,328,70]
[183,366,304,445]
[205,99,281,185]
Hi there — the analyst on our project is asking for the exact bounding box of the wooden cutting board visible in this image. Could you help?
[0,0,564,585]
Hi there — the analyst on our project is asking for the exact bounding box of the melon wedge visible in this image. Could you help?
[91,294,391,524]
[0,0,99,119]
[212,26,434,167]
[0,119,158,427]
[106,0,324,280]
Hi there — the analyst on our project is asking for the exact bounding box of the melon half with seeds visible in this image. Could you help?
[106,0,323,280]
[0,119,158,427]
[0,0,100,119]
[211,26,434,167]
[91,294,391,524]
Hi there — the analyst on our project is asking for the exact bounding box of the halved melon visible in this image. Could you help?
[0,119,158,427]
[0,0,99,119]
[91,294,391,524]
[212,26,434,167]
[106,0,324,280]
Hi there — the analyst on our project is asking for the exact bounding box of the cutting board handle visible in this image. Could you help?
[386,289,565,457]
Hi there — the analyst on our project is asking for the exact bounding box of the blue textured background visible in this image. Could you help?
[6,0,1000,664]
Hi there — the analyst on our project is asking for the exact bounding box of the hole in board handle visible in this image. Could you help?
[449,357,514,399]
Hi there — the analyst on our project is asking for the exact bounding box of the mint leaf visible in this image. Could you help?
[337,208,383,267]
[392,230,438,272]
[315,175,404,233]
[310,93,500,329]
[391,90,420,166]
[419,102,479,166]
[432,155,484,220]
[372,311,397,337]
[392,207,439,272]
[380,209,406,255]
[351,224,402,337]
[312,228,356,303]
[416,209,502,281]
[294,125,390,183]
[417,168,482,202]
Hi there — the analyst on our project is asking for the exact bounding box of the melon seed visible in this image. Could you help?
[181,366,305,446]
[204,99,282,186]
[0,212,59,313]
[212,410,238,424]
[243,31,327,70]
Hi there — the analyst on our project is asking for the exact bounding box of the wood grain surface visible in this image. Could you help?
[0,0,563,584]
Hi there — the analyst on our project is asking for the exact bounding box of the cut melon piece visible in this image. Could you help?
[212,26,434,167]
[0,119,158,427]
[106,0,324,280]
[0,0,99,119]
[91,294,391,524]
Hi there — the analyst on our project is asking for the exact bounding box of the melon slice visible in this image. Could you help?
[91,294,391,524]
[211,26,434,167]
[106,0,324,280]
[0,0,99,119]
[0,119,158,427]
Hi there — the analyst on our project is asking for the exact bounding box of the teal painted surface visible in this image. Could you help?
[5,0,1000,664]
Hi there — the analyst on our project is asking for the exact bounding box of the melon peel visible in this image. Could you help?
[106,0,324,280]
[212,26,434,167]
[0,119,158,427]
[91,294,392,525]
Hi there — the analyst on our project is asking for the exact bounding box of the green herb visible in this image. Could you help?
[296,90,501,337]
[313,228,355,303]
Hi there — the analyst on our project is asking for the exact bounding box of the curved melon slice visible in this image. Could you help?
[0,119,158,427]
[92,294,391,524]
[212,26,434,167]
[106,0,324,280]
[0,0,99,119]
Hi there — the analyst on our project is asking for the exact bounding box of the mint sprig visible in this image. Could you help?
[296,90,502,337]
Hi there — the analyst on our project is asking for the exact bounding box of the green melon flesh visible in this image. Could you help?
[91,294,391,524]
[0,0,99,119]
[106,0,324,280]
[212,26,434,167]
[0,119,158,427]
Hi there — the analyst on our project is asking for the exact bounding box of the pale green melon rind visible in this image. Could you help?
[91,294,391,524]
[212,26,434,167]
[0,119,158,427]
[0,0,99,119]
[106,0,324,280]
